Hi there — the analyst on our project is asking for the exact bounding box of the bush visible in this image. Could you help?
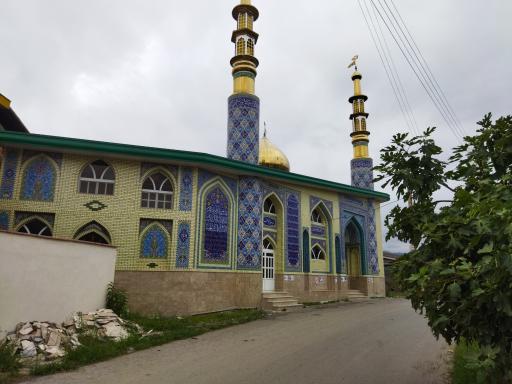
[106,282,128,316]
[0,341,21,374]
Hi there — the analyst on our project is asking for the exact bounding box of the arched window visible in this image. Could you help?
[263,237,274,251]
[20,156,57,201]
[17,218,52,237]
[74,221,111,245]
[302,229,310,273]
[79,160,115,195]
[263,197,276,214]
[311,207,324,225]
[140,223,169,258]
[203,186,230,263]
[311,244,326,260]
[247,39,254,56]
[141,172,174,209]
[236,38,245,55]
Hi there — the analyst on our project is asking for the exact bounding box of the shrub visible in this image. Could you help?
[106,282,128,316]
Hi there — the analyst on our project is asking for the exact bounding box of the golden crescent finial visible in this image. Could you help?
[348,54,359,70]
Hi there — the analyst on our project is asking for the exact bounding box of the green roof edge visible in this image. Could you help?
[0,131,390,201]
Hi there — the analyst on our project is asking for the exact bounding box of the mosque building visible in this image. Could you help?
[0,0,389,314]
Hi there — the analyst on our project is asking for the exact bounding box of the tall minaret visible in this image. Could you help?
[348,59,374,189]
[227,0,260,164]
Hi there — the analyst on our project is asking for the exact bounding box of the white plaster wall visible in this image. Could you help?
[0,231,117,339]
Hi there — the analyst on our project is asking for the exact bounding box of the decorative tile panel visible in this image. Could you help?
[176,221,191,268]
[20,156,57,201]
[311,238,326,249]
[227,94,260,164]
[0,149,20,199]
[237,177,262,270]
[311,224,325,237]
[202,187,230,265]
[0,211,9,230]
[22,151,63,169]
[84,200,107,212]
[198,170,237,197]
[351,158,374,190]
[367,201,379,274]
[263,215,276,228]
[286,193,301,271]
[179,168,193,211]
[139,220,172,259]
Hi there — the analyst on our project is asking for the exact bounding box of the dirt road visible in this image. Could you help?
[23,299,449,384]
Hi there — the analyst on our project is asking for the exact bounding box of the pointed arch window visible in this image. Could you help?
[236,38,245,55]
[247,39,254,56]
[17,218,52,237]
[311,244,326,260]
[141,172,174,209]
[263,198,276,214]
[311,207,324,225]
[79,160,115,195]
[74,221,111,245]
[263,237,274,251]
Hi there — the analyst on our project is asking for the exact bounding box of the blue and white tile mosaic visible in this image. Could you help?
[139,219,172,259]
[176,221,191,268]
[311,225,325,237]
[310,196,333,217]
[20,156,57,201]
[198,170,237,198]
[227,94,260,164]
[237,177,262,270]
[263,215,276,228]
[0,211,9,230]
[351,158,374,190]
[202,187,230,265]
[179,168,193,211]
[286,193,301,271]
[0,149,19,200]
[22,151,62,169]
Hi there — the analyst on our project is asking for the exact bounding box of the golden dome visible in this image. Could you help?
[259,133,290,172]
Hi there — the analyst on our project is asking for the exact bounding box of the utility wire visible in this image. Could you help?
[357,0,416,136]
[368,0,420,135]
[388,0,466,136]
[369,0,463,141]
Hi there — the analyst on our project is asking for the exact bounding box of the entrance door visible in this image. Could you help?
[347,245,361,276]
[262,238,275,292]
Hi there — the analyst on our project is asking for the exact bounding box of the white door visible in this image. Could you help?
[262,239,275,292]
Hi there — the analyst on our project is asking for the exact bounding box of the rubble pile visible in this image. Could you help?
[3,309,138,361]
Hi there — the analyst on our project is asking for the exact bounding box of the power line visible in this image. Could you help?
[368,0,420,135]
[388,0,466,136]
[369,0,464,141]
[357,0,417,136]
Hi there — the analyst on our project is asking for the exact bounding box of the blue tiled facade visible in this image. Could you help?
[179,168,193,211]
[237,177,262,270]
[139,220,172,259]
[202,186,230,265]
[226,94,260,164]
[286,193,301,271]
[0,149,19,199]
[176,221,191,268]
[351,158,374,190]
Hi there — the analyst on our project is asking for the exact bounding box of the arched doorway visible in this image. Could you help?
[344,220,364,276]
[262,237,275,292]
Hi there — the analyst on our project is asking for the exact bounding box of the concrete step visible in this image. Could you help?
[262,291,302,312]
[271,303,303,312]
[266,298,298,304]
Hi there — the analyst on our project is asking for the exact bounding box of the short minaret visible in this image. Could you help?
[348,57,374,189]
[226,0,260,164]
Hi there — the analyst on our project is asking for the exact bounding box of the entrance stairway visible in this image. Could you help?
[262,291,303,312]
[345,289,368,301]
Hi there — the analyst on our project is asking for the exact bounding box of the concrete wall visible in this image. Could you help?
[0,231,117,339]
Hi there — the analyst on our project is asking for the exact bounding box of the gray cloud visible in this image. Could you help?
[1,0,510,253]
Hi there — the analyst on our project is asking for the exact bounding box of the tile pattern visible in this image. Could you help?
[237,177,262,270]
[22,151,63,169]
[286,193,301,271]
[263,215,276,227]
[202,186,230,265]
[140,224,169,259]
[0,211,9,230]
[302,227,310,273]
[367,201,379,274]
[227,94,260,164]
[179,168,193,211]
[0,149,20,199]
[263,230,277,243]
[176,221,191,268]
[311,224,325,237]
[351,158,374,190]
[311,238,326,249]
[20,156,57,201]
[84,200,107,212]
[140,162,178,180]
[198,170,237,198]
[310,196,333,217]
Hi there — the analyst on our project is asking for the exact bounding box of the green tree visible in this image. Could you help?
[375,114,512,383]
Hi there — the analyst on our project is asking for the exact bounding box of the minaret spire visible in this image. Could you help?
[226,0,260,164]
[348,57,374,189]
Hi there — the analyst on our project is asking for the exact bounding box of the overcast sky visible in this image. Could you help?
[1,0,511,253]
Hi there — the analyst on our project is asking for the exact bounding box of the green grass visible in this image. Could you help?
[30,309,264,377]
[452,340,482,384]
